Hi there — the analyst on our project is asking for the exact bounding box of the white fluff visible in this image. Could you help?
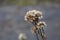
[18,33,27,40]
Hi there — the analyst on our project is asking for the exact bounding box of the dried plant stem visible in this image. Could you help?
[32,21,46,40]
[25,10,47,40]
[34,21,39,40]
[39,28,46,40]
[41,33,46,40]
[35,30,39,40]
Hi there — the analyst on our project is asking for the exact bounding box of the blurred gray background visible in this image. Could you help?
[0,0,60,40]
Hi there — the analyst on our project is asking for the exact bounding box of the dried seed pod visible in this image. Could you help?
[35,11,43,19]
[37,21,46,28]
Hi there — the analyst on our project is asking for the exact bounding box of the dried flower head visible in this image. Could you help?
[18,33,27,40]
[35,10,43,19]
[25,15,35,22]
[25,10,43,22]
[37,21,46,28]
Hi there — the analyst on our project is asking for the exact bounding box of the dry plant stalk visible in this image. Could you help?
[24,10,46,40]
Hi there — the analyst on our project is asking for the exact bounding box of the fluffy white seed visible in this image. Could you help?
[18,33,27,40]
